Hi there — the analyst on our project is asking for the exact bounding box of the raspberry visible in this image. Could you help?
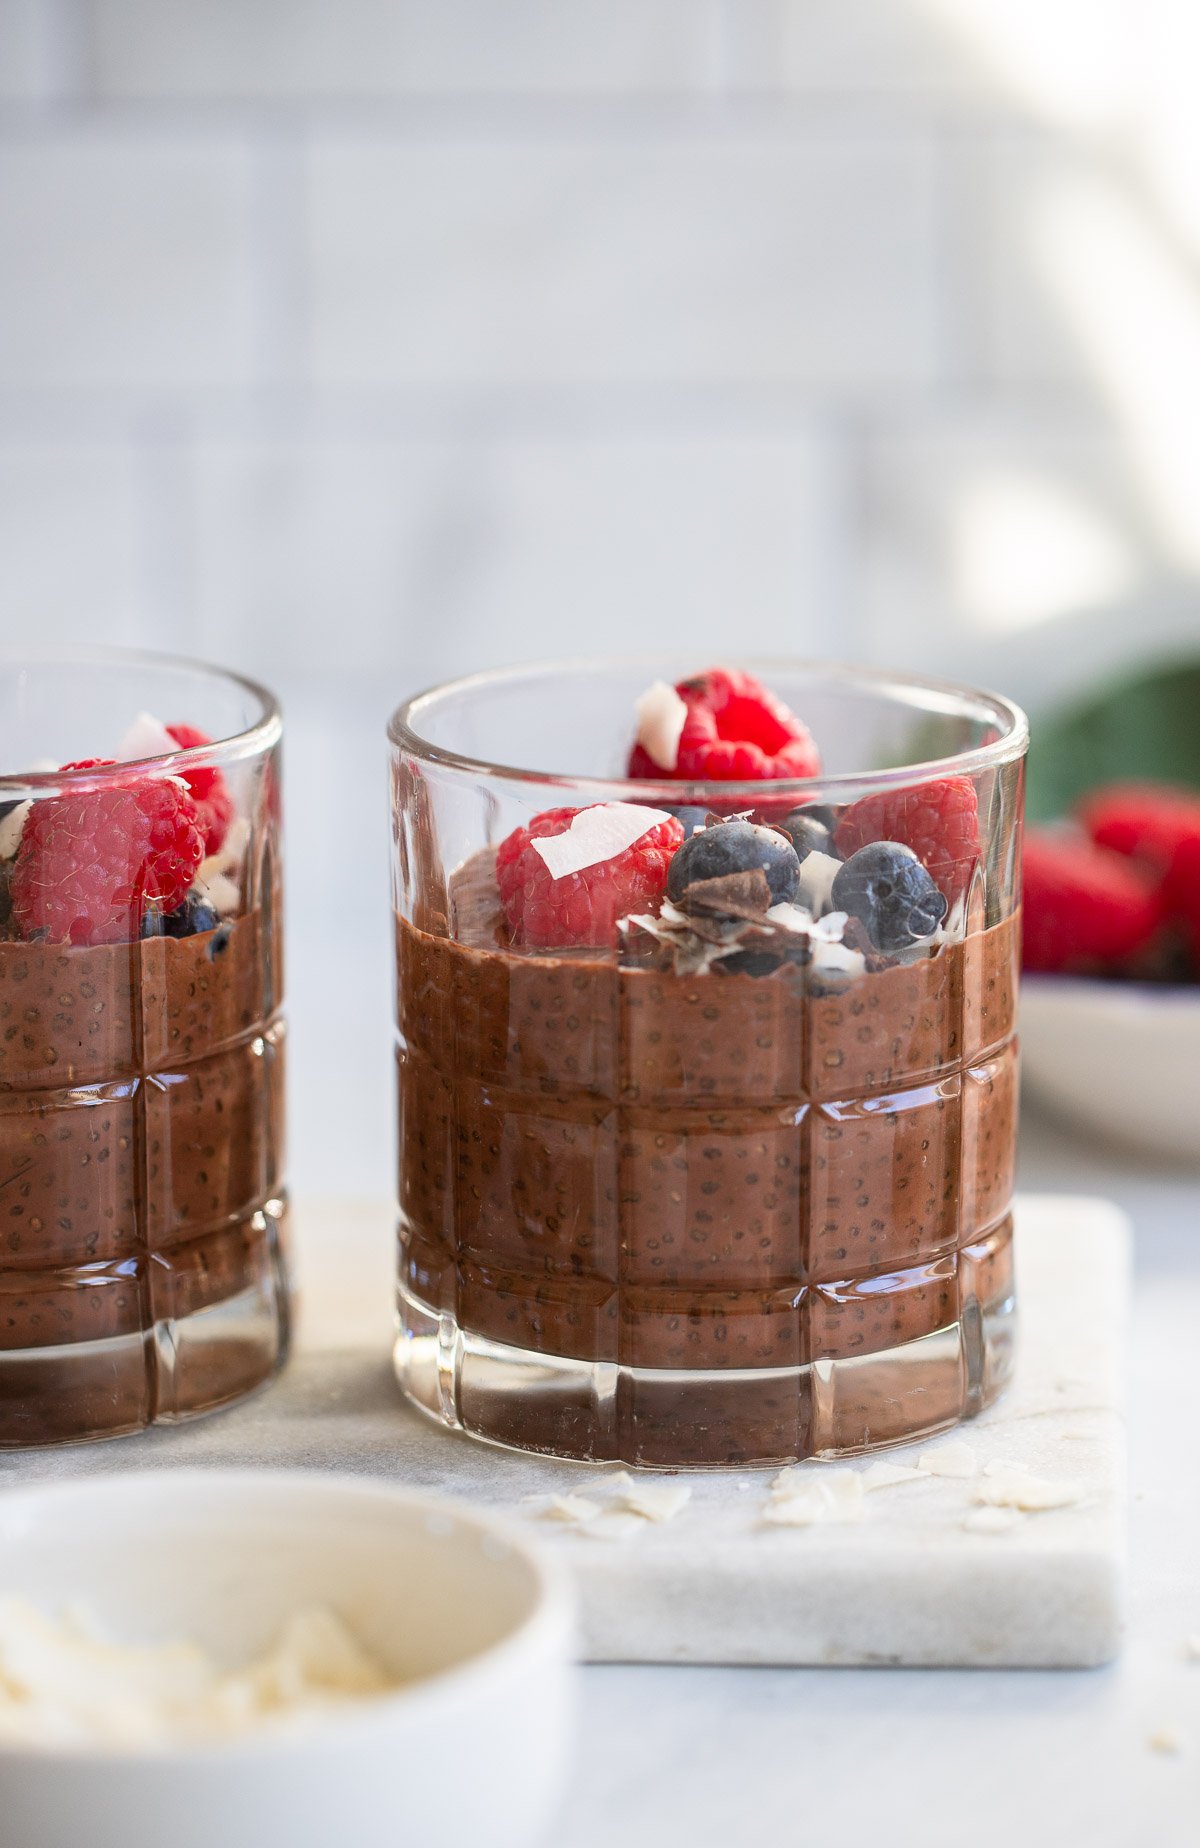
[1165,836,1200,967]
[166,722,234,855]
[835,776,980,903]
[1077,781,1200,871]
[1021,831,1163,974]
[496,805,684,949]
[627,668,821,782]
[11,762,205,946]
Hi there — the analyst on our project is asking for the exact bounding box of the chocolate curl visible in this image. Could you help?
[673,868,773,924]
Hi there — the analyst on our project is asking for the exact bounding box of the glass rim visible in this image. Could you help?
[388,655,1030,797]
[0,644,282,793]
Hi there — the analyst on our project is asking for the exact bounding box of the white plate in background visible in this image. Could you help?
[1020,974,1200,1164]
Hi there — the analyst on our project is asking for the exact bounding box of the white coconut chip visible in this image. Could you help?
[531,803,674,881]
[917,1441,979,1479]
[521,1493,602,1525]
[633,681,688,773]
[0,800,31,860]
[794,850,841,917]
[973,1467,1085,1513]
[1149,1727,1184,1756]
[114,711,179,763]
[764,1469,865,1528]
[604,1471,691,1524]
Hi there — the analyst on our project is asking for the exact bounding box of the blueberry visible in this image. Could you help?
[831,842,947,953]
[139,907,164,939]
[207,921,232,959]
[666,805,710,839]
[161,892,220,939]
[667,819,801,907]
[780,808,835,864]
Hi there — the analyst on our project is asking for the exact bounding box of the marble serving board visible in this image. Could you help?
[0,1195,1130,1670]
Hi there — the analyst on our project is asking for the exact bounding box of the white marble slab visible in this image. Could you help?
[0,1195,1129,1670]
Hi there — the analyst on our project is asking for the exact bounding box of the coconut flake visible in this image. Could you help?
[794,850,841,917]
[605,1472,691,1524]
[765,1469,864,1527]
[192,870,240,918]
[522,1493,601,1525]
[809,937,866,986]
[633,681,688,773]
[917,1442,979,1479]
[973,1467,1084,1513]
[114,711,179,764]
[0,800,31,860]
[1149,1727,1184,1756]
[531,803,673,881]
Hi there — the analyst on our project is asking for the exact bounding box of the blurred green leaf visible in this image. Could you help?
[1027,657,1200,821]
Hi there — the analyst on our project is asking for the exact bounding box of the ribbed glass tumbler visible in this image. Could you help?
[0,649,289,1447]
[390,660,1026,1467]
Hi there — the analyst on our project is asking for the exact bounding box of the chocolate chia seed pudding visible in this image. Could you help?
[0,664,289,1448]
[391,661,1026,1467]
[397,857,1018,1465]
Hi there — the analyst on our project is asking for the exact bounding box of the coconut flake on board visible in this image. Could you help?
[917,1442,979,1479]
[521,1493,602,1525]
[532,803,674,881]
[763,1469,865,1528]
[604,1471,691,1524]
[973,1465,1085,1513]
[634,681,689,772]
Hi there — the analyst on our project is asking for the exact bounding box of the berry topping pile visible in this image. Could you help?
[497,805,683,949]
[11,762,205,946]
[0,714,248,949]
[628,668,821,782]
[831,842,948,954]
[489,669,974,969]
[1024,781,1200,978]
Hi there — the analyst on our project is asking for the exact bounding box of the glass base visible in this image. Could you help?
[394,1277,1017,1468]
[0,1199,292,1451]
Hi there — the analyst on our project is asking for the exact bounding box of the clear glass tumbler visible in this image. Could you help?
[390,660,1026,1467]
[0,648,289,1447]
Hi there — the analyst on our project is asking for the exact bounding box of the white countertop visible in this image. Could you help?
[553,1105,1200,1848]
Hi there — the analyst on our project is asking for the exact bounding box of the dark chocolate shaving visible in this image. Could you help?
[674,867,773,922]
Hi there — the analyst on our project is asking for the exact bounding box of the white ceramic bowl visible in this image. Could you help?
[1020,973,1200,1162]
[0,1470,576,1848]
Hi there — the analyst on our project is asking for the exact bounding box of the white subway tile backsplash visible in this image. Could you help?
[192,430,854,679]
[307,134,941,391]
[0,0,54,99]
[729,0,997,99]
[0,137,258,389]
[951,136,1098,388]
[85,0,724,99]
[0,441,149,640]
